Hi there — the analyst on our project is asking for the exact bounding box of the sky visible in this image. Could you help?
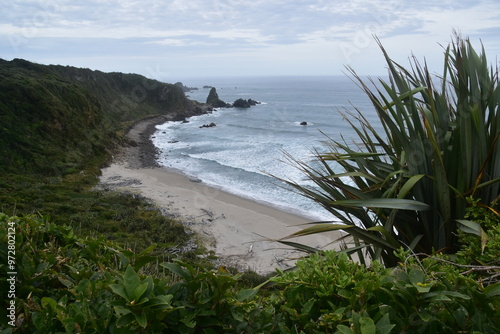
[1,0,500,82]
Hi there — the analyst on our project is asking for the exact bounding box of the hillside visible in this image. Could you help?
[0,58,204,176]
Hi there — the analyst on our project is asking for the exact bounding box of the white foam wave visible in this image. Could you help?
[150,76,375,222]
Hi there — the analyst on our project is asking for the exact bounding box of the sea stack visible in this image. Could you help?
[206,87,229,108]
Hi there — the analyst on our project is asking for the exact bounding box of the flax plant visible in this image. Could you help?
[278,34,500,266]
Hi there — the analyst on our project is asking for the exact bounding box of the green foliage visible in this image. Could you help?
[0,173,191,254]
[1,214,498,333]
[456,197,500,283]
[0,58,194,176]
[161,261,266,333]
[0,60,109,175]
[0,213,190,333]
[0,214,263,333]
[0,213,122,332]
[269,250,500,333]
[110,265,178,332]
[278,34,500,266]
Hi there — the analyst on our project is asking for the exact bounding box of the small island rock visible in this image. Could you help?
[199,122,216,128]
[232,98,261,108]
[206,87,229,108]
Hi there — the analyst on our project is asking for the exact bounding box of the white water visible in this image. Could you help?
[152,76,380,220]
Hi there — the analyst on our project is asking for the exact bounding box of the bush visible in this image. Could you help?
[1,214,499,333]
[277,33,500,266]
[456,197,500,284]
[0,214,264,333]
[269,250,500,333]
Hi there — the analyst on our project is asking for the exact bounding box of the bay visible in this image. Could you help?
[152,75,381,220]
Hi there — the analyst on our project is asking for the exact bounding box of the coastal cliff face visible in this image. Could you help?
[0,58,202,175]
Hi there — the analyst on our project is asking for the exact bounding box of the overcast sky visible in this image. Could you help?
[1,0,499,81]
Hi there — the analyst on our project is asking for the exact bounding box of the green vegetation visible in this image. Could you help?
[277,33,500,266]
[1,214,498,332]
[0,58,211,330]
[0,57,202,261]
[0,60,107,176]
[0,173,191,252]
[1,34,499,332]
[0,58,195,176]
[270,250,499,333]
[456,197,500,284]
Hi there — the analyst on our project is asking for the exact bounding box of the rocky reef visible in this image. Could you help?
[205,87,260,109]
[199,122,217,128]
[232,98,260,108]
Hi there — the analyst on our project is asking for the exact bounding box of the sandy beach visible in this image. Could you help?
[99,116,342,274]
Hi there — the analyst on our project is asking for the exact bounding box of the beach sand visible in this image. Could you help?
[99,116,342,274]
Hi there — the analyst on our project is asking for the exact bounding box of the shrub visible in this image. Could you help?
[0,213,264,333]
[277,33,500,266]
[0,213,166,332]
[456,197,500,285]
[2,213,499,333]
[268,250,500,333]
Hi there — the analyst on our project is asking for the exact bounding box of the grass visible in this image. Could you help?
[0,169,195,258]
[0,57,209,261]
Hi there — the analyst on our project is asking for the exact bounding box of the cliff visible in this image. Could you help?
[0,58,204,176]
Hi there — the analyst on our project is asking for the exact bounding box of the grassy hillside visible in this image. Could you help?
[0,58,207,257]
[0,58,200,176]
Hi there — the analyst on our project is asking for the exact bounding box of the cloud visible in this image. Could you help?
[1,0,499,77]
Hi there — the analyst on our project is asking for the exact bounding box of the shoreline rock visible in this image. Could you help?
[206,87,230,108]
[174,82,198,93]
[199,122,216,128]
[233,98,260,108]
[120,103,214,168]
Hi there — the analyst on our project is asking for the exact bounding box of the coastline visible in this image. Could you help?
[100,115,342,274]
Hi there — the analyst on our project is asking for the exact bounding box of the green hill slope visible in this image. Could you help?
[0,58,202,176]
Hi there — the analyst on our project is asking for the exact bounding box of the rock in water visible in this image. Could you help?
[206,87,228,108]
[199,122,216,128]
[189,177,202,183]
[233,98,251,108]
[233,98,261,108]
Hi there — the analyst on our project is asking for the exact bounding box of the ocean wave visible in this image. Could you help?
[151,76,376,221]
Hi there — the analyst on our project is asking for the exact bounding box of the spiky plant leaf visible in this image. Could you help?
[276,33,500,266]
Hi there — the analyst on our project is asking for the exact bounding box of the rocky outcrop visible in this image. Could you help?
[199,122,216,128]
[206,87,230,108]
[174,82,198,93]
[233,98,260,108]
[204,87,261,110]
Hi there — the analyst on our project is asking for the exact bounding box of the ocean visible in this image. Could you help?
[152,76,382,221]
